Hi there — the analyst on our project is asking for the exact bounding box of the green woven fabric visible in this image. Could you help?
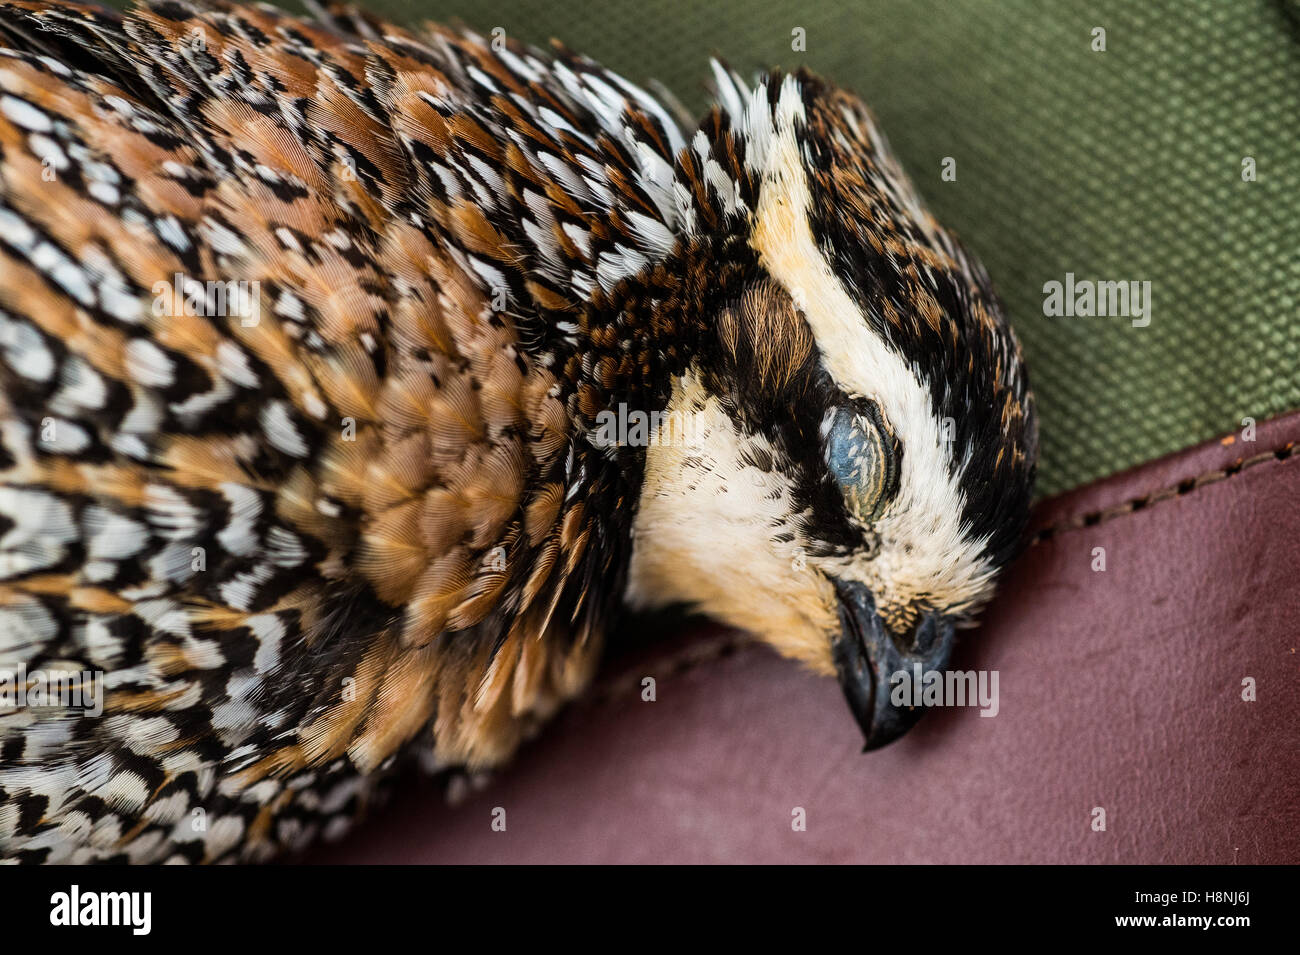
[132,1,1300,494]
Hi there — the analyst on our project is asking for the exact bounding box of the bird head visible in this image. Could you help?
[625,69,1037,749]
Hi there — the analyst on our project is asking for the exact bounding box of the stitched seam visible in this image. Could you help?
[583,632,753,710]
[1031,440,1296,546]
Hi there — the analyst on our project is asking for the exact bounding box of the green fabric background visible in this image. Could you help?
[135,2,1300,494]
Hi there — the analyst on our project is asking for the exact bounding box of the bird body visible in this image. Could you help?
[0,0,1035,863]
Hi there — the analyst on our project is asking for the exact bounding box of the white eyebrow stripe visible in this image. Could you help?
[744,91,995,613]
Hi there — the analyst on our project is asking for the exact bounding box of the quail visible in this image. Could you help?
[0,0,1036,862]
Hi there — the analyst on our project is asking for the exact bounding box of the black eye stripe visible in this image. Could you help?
[706,347,894,555]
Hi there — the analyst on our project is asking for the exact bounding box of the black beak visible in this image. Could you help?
[830,578,957,751]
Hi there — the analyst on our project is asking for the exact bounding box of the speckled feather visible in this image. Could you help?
[0,0,711,863]
[0,0,1036,863]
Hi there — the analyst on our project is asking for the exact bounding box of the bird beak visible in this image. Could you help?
[830,578,957,751]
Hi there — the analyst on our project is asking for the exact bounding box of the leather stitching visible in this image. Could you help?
[1031,440,1296,545]
[584,631,752,709]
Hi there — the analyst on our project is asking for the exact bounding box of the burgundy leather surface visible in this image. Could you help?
[304,411,1300,863]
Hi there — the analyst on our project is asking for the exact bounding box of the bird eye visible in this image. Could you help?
[823,401,900,524]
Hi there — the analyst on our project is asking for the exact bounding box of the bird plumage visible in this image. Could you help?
[0,0,1035,863]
